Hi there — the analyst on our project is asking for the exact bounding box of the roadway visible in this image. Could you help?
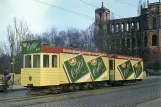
[0,76,161,107]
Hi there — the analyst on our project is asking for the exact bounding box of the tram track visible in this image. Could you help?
[0,78,161,104]
[22,79,161,107]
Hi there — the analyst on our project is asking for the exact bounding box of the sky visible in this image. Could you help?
[0,0,160,42]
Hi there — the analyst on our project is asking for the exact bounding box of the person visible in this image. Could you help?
[3,68,12,82]
[146,70,149,77]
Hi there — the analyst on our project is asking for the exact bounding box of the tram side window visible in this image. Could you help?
[52,55,57,68]
[43,55,49,68]
[25,55,31,68]
[109,60,113,70]
[33,55,40,68]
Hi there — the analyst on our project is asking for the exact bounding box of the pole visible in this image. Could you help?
[159,0,160,46]
[12,57,15,85]
[13,63,14,85]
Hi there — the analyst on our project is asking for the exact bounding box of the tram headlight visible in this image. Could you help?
[29,76,32,81]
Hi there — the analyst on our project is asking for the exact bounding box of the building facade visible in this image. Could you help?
[95,2,161,69]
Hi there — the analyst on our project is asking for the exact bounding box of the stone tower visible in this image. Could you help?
[95,2,110,33]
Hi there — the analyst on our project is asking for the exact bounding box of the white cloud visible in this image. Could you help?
[0,0,54,41]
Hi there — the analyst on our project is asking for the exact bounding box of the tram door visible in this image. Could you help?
[109,58,115,81]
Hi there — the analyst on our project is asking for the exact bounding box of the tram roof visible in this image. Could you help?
[22,40,108,56]
[41,45,108,57]
[109,54,143,61]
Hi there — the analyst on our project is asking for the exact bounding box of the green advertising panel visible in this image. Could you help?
[117,60,134,80]
[87,56,106,80]
[22,40,41,54]
[63,54,90,83]
[133,61,143,78]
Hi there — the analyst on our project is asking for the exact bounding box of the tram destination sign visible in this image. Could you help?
[22,40,41,54]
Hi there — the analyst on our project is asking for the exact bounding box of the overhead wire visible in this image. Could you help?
[78,0,98,8]
[32,0,134,35]
[32,0,95,35]
[113,0,137,7]
[78,0,123,19]
[32,0,95,20]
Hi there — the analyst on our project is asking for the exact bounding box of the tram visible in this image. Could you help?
[21,40,144,93]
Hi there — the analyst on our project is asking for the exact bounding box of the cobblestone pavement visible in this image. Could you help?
[1,76,161,107]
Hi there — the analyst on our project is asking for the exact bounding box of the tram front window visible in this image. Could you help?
[43,55,49,68]
[52,55,57,68]
[25,55,31,68]
[33,55,40,68]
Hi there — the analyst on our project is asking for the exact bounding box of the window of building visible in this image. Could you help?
[99,25,103,31]
[116,39,120,48]
[121,23,124,32]
[126,23,129,31]
[111,24,114,33]
[127,38,130,48]
[107,24,110,33]
[131,23,134,27]
[113,41,116,49]
[43,55,49,68]
[137,22,140,31]
[52,55,57,68]
[137,37,141,47]
[152,34,158,46]
[132,38,135,48]
[121,39,125,48]
[25,55,31,68]
[152,17,157,28]
[107,13,110,20]
[99,13,102,20]
[33,55,40,68]
[131,23,134,30]
[116,24,119,32]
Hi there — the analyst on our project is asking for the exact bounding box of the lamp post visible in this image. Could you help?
[11,57,15,85]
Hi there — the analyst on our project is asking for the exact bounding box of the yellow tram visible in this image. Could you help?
[21,40,144,92]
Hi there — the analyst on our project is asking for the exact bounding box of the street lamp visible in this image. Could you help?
[11,57,15,85]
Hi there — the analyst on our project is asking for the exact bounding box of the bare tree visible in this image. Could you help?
[65,28,82,48]
[80,23,96,50]
[6,17,30,73]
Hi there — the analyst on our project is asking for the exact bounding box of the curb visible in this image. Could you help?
[11,85,27,91]
[11,88,26,91]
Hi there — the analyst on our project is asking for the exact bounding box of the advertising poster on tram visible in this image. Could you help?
[117,60,134,80]
[87,56,107,81]
[63,54,90,83]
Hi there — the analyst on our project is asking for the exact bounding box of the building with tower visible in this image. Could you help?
[94,2,161,70]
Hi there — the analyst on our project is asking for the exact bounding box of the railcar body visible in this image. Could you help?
[21,40,109,89]
[21,40,144,92]
[109,55,144,84]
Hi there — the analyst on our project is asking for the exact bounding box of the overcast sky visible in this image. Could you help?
[0,0,160,41]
